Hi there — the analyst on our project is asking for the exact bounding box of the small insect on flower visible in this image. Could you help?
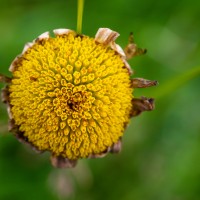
[0,28,157,168]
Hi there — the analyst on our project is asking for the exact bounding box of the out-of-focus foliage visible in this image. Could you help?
[0,0,200,200]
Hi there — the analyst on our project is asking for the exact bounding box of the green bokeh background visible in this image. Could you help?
[0,0,200,199]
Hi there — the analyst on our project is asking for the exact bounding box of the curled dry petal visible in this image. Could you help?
[15,130,43,154]
[53,29,76,36]
[35,31,50,42]
[51,156,77,168]
[8,119,17,132]
[131,78,158,88]
[131,97,155,117]
[1,86,13,119]
[88,147,111,159]
[1,86,42,154]
[110,138,122,153]
[124,44,147,60]
[124,32,147,60]
[0,74,11,83]
[110,42,126,57]
[9,56,21,72]
[8,118,42,153]
[95,28,133,75]
[22,42,34,54]
[95,28,119,45]
[7,105,13,120]
[1,86,9,104]
[10,32,50,73]
[124,43,137,59]
[89,139,122,157]
[122,58,133,75]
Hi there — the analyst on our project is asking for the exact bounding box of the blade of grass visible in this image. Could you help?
[153,66,200,99]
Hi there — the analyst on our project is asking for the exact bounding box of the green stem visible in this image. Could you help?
[152,66,200,99]
[77,0,84,34]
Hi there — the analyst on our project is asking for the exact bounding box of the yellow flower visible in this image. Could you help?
[0,28,157,168]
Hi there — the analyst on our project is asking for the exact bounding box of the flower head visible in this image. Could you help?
[0,28,157,168]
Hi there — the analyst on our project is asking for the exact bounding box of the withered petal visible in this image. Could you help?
[110,42,126,57]
[122,58,133,75]
[9,55,21,72]
[0,74,11,83]
[35,31,50,42]
[131,78,158,88]
[131,97,155,117]
[1,86,10,103]
[22,42,34,54]
[88,147,111,159]
[110,138,122,153]
[53,29,76,36]
[8,119,17,132]
[10,124,42,153]
[124,32,147,60]
[95,28,119,46]
[51,156,77,168]
[1,86,13,120]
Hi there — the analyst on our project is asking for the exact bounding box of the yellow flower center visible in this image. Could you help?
[9,33,133,159]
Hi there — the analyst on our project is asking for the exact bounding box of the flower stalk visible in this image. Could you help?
[77,0,84,34]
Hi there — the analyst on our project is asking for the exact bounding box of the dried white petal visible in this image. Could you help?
[7,104,13,119]
[53,29,76,36]
[88,153,107,158]
[110,42,126,57]
[95,28,119,45]
[35,31,50,42]
[9,55,21,72]
[22,42,34,54]
[122,58,133,75]
[10,32,50,72]
[88,147,111,158]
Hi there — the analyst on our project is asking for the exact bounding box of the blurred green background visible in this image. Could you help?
[0,0,200,199]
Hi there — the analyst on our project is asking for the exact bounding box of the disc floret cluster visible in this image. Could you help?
[0,28,157,167]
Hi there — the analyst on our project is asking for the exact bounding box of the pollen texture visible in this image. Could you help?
[9,33,133,159]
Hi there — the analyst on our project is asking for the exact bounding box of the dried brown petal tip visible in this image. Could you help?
[124,32,147,60]
[131,97,155,117]
[95,28,119,45]
[110,139,122,154]
[51,156,78,168]
[14,129,42,153]
[8,120,42,154]
[88,147,111,159]
[0,74,11,83]
[1,86,10,103]
[8,119,18,132]
[131,78,158,88]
